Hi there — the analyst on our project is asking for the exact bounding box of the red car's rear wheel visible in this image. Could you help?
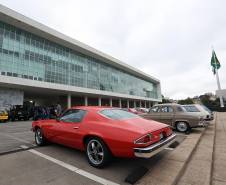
[85,137,112,168]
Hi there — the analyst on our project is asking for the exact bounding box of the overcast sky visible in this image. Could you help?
[1,0,226,99]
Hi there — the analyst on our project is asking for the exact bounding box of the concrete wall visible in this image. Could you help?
[0,88,24,109]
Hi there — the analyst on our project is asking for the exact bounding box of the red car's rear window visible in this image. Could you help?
[100,109,139,120]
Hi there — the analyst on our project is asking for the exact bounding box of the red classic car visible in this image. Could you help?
[32,106,176,168]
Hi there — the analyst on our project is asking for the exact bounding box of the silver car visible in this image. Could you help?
[141,103,205,133]
[182,104,213,121]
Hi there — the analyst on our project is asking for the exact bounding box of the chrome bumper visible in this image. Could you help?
[198,120,208,127]
[134,134,177,158]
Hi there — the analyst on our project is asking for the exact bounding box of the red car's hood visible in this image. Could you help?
[111,117,168,134]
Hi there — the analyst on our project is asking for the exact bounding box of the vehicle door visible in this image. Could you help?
[53,109,87,149]
[143,106,161,121]
[160,106,174,126]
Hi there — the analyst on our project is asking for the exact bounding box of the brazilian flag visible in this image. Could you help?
[211,50,221,74]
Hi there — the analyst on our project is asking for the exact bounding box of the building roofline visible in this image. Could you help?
[0,4,160,84]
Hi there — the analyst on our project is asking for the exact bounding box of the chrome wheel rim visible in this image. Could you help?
[35,129,43,145]
[177,122,188,132]
[87,139,104,165]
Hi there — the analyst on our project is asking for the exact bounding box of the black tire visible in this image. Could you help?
[35,128,46,146]
[85,137,112,168]
[176,121,190,133]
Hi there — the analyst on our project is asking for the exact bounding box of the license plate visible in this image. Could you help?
[18,112,22,115]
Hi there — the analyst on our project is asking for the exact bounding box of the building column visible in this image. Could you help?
[127,100,129,108]
[139,100,142,108]
[119,99,122,108]
[109,98,112,107]
[67,94,71,109]
[84,96,88,106]
[144,101,147,108]
[134,101,136,108]
[98,97,102,106]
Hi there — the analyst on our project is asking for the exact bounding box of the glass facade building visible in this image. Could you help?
[0,21,158,99]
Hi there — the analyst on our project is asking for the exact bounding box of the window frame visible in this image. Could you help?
[59,109,87,123]
[176,106,185,112]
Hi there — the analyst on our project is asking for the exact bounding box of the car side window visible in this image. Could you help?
[176,106,184,112]
[161,106,167,112]
[60,109,86,123]
[168,106,174,112]
[150,106,159,112]
[161,106,173,113]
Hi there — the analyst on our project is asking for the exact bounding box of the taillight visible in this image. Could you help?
[134,133,152,144]
[166,127,173,136]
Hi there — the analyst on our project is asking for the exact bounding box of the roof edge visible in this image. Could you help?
[0,4,160,84]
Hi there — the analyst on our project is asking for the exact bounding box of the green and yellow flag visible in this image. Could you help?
[211,50,221,74]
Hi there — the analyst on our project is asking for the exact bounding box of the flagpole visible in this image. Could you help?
[216,69,224,107]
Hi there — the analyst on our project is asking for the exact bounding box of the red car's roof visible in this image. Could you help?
[70,106,116,111]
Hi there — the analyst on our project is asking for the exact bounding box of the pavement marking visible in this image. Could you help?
[0,133,32,144]
[13,131,32,134]
[20,145,29,149]
[164,147,174,151]
[28,148,120,185]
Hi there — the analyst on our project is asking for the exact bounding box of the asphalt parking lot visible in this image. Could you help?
[0,121,187,185]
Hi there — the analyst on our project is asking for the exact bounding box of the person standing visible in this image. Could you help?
[56,103,62,117]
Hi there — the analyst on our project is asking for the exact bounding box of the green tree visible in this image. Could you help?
[178,98,194,105]
[160,95,171,104]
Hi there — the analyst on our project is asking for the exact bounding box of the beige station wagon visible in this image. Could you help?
[141,103,205,133]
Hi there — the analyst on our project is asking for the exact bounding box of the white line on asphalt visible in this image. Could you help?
[0,133,32,144]
[20,145,29,149]
[164,147,174,151]
[28,149,120,185]
[14,131,32,134]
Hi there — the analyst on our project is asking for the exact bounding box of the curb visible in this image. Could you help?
[172,126,208,185]
[137,127,207,185]
[210,112,217,185]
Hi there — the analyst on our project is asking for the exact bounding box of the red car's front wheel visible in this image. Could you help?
[35,128,46,146]
[85,137,112,168]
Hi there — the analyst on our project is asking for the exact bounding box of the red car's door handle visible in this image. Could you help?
[73,126,79,129]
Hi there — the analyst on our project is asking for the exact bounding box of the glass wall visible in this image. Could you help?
[0,21,158,99]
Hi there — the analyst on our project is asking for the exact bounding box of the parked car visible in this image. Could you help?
[136,107,149,113]
[201,105,214,120]
[123,108,142,114]
[10,105,30,121]
[32,106,176,168]
[141,103,205,133]
[0,108,9,122]
[182,104,213,121]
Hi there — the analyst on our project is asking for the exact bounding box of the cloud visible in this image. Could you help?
[1,0,226,99]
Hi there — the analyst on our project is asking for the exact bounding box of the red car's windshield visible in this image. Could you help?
[100,109,139,120]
